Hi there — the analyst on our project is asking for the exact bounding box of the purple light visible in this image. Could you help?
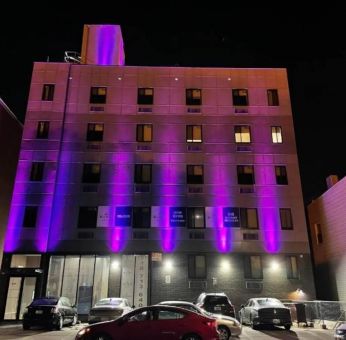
[260,206,281,253]
[109,227,128,252]
[214,207,233,253]
[160,227,176,253]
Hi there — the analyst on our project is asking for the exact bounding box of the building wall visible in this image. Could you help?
[308,177,346,301]
[0,99,22,265]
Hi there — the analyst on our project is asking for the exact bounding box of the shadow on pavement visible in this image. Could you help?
[258,325,299,339]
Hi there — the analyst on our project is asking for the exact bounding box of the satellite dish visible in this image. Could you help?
[64,51,81,64]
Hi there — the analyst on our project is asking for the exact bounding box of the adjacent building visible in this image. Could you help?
[0,98,22,266]
[0,24,315,321]
[307,175,346,301]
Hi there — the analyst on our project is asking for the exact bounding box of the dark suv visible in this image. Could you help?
[196,292,235,318]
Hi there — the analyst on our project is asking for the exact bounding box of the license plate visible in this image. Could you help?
[35,310,43,314]
[273,319,280,324]
[214,306,221,311]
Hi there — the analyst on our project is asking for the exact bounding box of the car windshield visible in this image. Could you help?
[256,298,283,306]
[205,296,229,305]
[96,299,123,306]
[31,298,58,306]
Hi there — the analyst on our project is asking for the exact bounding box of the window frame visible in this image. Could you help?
[244,255,263,279]
[90,87,107,104]
[82,163,101,183]
[132,207,151,228]
[187,207,205,229]
[134,164,152,184]
[280,208,293,230]
[186,89,202,106]
[137,88,154,105]
[271,126,283,144]
[232,89,248,106]
[275,165,288,185]
[188,254,206,279]
[36,121,50,139]
[286,256,299,279]
[87,123,104,142]
[240,208,258,229]
[186,125,202,143]
[23,206,38,228]
[77,206,98,228]
[186,165,204,184]
[237,165,255,185]
[42,84,55,101]
[136,124,153,142]
[234,125,251,144]
[267,89,279,106]
[30,162,45,182]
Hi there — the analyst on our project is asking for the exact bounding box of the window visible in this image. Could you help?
[187,165,204,184]
[78,207,98,228]
[187,208,205,228]
[232,89,248,106]
[280,208,293,230]
[275,166,288,185]
[87,123,104,142]
[11,255,41,268]
[158,310,185,320]
[244,255,263,279]
[42,84,55,101]
[186,89,202,106]
[137,88,154,105]
[267,89,279,106]
[132,207,151,228]
[235,125,251,143]
[314,223,323,244]
[82,163,101,183]
[134,164,152,184]
[271,126,282,144]
[240,208,258,229]
[23,206,38,228]
[237,165,255,185]
[90,87,107,104]
[36,121,50,139]
[186,125,202,143]
[188,255,206,279]
[30,162,44,181]
[136,124,153,142]
[286,256,299,279]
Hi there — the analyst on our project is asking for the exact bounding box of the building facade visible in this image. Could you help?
[307,175,346,301]
[0,98,22,268]
[0,25,315,321]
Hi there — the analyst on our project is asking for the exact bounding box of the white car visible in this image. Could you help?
[335,323,346,339]
[88,298,133,324]
[159,300,241,340]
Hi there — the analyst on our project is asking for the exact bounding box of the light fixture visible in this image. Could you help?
[221,259,230,271]
[270,260,280,271]
[111,260,120,270]
[164,259,173,271]
[174,77,179,81]
[227,77,231,81]
[117,76,122,80]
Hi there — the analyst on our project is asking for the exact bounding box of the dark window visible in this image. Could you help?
[90,87,107,104]
[132,207,151,228]
[232,89,248,106]
[30,162,44,181]
[244,255,263,279]
[23,206,38,228]
[187,165,204,184]
[271,126,283,143]
[275,166,288,185]
[240,208,258,229]
[136,124,153,142]
[188,255,206,279]
[36,121,50,139]
[280,208,293,230]
[157,310,185,320]
[134,164,152,184]
[78,207,98,228]
[186,125,202,143]
[237,165,255,185]
[137,88,154,105]
[186,89,202,106]
[267,89,279,106]
[314,223,323,244]
[82,163,101,183]
[234,125,251,143]
[286,256,299,279]
[87,123,104,141]
[187,208,205,228]
[42,84,55,101]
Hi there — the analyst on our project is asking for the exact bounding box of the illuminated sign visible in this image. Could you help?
[223,207,240,228]
[115,206,132,226]
[169,207,186,227]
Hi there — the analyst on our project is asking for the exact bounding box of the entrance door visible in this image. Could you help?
[4,277,36,320]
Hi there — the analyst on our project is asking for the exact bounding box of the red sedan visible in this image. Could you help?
[75,305,219,340]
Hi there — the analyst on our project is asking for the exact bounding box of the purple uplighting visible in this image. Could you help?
[110,227,128,252]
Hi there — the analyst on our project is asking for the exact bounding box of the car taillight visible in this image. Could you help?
[203,320,216,328]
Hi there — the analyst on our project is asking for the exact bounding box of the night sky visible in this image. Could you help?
[1,4,346,204]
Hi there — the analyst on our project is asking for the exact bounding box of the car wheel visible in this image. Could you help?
[23,323,30,330]
[182,334,201,340]
[250,316,257,330]
[284,324,291,331]
[92,334,112,340]
[217,325,230,340]
[71,314,77,326]
[56,316,63,330]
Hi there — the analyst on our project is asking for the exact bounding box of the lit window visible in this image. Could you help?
[42,84,55,101]
[232,89,248,106]
[187,165,204,184]
[137,88,154,105]
[186,125,202,143]
[235,125,251,143]
[90,87,107,104]
[187,208,205,228]
[271,126,283,143]
[137,124,153,142]
[267,89,279,106]
[186,89,202,105]
[87,123,104,141]
[237,165,255,185]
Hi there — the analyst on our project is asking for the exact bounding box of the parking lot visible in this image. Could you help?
[0,323,335,340]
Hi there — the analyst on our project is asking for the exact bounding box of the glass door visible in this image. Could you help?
[4,277,36,320]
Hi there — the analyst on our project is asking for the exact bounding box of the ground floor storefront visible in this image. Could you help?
[0,252,316,321]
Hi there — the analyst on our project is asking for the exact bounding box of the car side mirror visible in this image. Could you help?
[240,304,245,309]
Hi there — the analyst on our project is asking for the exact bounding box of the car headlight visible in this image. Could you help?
[76,327,91,339]
[336,329,346,335]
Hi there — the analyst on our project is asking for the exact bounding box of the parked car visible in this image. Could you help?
[335,323,346,339]
[23,296,77,330]
[76,305,219,340]
[196,292,236,318]
[239,297,292,330]
[159,300,241,340]
[88,298,133,324]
